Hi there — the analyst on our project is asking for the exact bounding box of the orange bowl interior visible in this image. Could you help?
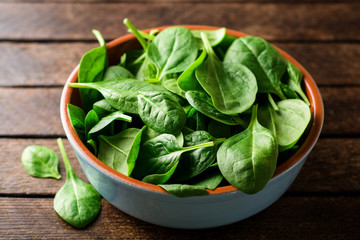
[61,25,324,195]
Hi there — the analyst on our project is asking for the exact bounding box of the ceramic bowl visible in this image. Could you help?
[60,25,324,229]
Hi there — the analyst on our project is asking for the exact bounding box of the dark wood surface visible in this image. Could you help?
[0,1,359,239]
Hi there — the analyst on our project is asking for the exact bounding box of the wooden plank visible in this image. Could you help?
[1,42,359,87]
[0,3,359,41]
[1,138,359,195]
[0,86,357,136]
[0,196,358,239]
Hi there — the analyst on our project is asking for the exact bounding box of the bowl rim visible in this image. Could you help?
[60,25,324,195]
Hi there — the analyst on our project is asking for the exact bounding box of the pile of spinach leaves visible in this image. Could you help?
[69,19,311,197]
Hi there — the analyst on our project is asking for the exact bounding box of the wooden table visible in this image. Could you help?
[1,0,359,239]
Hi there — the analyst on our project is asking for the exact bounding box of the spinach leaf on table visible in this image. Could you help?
[21,145,61,179]
[195,33,258,115]
[132,134,214,184]
[78,30,108,112]
[224,36,287,100]
[147,27,198,81]
[54,138,101,228]
[98,128,144,176]
[217,105,278,194]
[137,92,186,135]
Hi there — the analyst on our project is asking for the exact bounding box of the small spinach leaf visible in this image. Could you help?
[21,145,61,179]
[89,111,132,135]
[217,106,278,194]
[137,92,186,135]
[158,184,208,197]
[98,128,144,176]
[93,99,117,119]
[286,60,310,105]
[54,138,101,228]
[84,110,99,140]
[162,78,186,98]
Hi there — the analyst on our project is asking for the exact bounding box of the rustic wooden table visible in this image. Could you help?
[1,0,359,239]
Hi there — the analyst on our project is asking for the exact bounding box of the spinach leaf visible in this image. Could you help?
[141,126,184,147]
[137,92,186,135]
[285,61,310,105]
[224,36,286,99]
[171,131,218,182]
[177,49,207,92]
[158,184,208,197]
[67,104,86,143]
[78,30,108,112]
[102,65,135,81]
[88,111,132,135]
[147,27,198,80]
[271,99,311,148]
[54,138,101,228]
[217,105,278,194]
[84,110,99,140]
[195,33,257,114]
[69,79,182,114]
[191,27,226,49]
[160,166,223,197]
[93,99,117,118]
[185,90,246,127]
[162,78,186,98]
[132,134,214,184]
[98,128,144,176]
[21,145,61,179]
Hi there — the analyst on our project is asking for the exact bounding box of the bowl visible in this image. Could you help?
[60,25,324,229]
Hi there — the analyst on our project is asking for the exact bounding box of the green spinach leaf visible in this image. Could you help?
[137,92,186,135]
[217,105,278,194]
[224,36,286,99]
[147,27,198,80]
[285,61,310,105]
[67,104,86,143]
[54,138,101,228]
[21,145,61,179]
[185,90,246,127]
[195,33,257,114]
[191,27,226,49]
[103,65,135,81]
[78,30,108,112]
[177,49,207,92]
[89,111,132,135]
[132,134,214,184]
[98,128,144,176]
[93,99,117,119]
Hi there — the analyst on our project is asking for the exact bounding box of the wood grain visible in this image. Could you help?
[1,42,359,87]
[0,3,359,41]
[0,197,358,239]
[0,86,357,136]
[1,138,359,195]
